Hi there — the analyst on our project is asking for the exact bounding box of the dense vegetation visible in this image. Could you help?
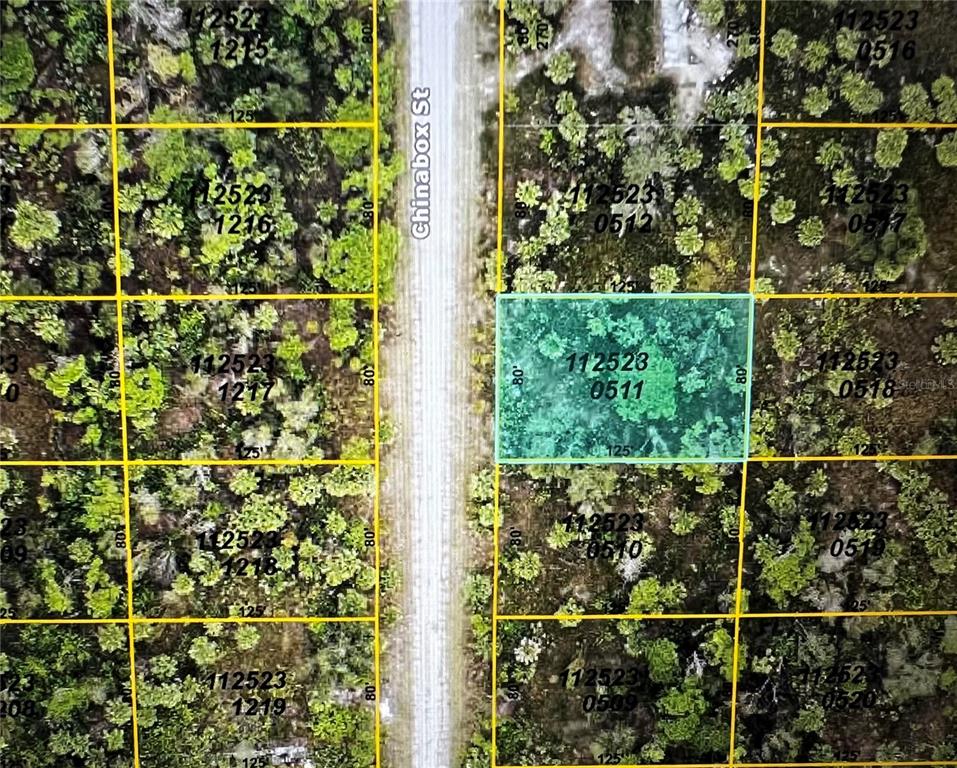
[135,621,375,767]
[131,464,376,618]
[0,298,375,461]
[496,616,957,765]
[0,624,134,767]
[0,300,121,461]
[470,2,957,767]
[0,0,110,124]
[112,0,374,125]
[0,467,126,620]
[498,297,751,460]
[2,0,398,765]
[745,460,957,614]
[501,0,759,293]
[764,0,957,123]
[118,127,374,296]
[755,128,957,294]
[497,619,734,765]
[498,464,740,617]
[750,298,957,456]
[736,616,957,762]
[122,298,375,460]
[0,128,115,296]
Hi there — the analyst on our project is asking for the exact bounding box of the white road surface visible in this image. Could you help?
[385,1,486,766]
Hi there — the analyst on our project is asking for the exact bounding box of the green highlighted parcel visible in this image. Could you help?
[497,295,752,462]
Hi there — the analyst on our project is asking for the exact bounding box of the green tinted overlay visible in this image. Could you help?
[497,295,753,462]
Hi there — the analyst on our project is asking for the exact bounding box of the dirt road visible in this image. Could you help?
[383,1,490,766]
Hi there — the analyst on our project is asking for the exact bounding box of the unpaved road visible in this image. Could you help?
[383,1,488,766]
[660,0,734,123]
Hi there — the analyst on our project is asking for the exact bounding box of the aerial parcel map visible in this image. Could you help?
[1,1,956,768]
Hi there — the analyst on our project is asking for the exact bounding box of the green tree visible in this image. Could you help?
[558,109,587,153]
[770,29,798,59]
[770,196,796,224]
[802,40,829,73]
[900,83,934,122]
[0,33,35,94]
[9,200,61,250]
[772,327,801,362]
[802,86,831,118]
[835,27,862,61]
[897,468,957,574]
[545,51,576,85]
[545,520,575,549]
[147,202,185,239]
[326,300,359,353]
[506,551,542,582]
[704,626,736,681]
[840,71,882,115]
[678,145,703,171]
[650,264,680,292]
[643,638,679,683]
[319,225,373,292]
[125,366,167,432]
[512,265,558,292]
[187,635,221,666]
[697,0,724,27]
[797,216,825,247]
[754,519,817,607]
[463,573,492,612]
[933,75,957,122]
[875,129,907,169]
[674,227,703,256]
[936,133,957,167]
[516,179,541,208]
[766,478,797,515]
[658,678,710,745]
[674,194,702,226]
[626,577,686,614]
[378,220,399,302]
[142,130,196,187]
[277,326,309,381]
[932,332,957,364]
[717,125,751,181]
[815,139,845,170]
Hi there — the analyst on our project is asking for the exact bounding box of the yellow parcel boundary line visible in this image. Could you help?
[496,763,957,768]
[492,0,507,756]
[0,615,377,627]
[765,121,957,130]
[731,462,749,765]
[9,290,957,304]
[11,118,957,133]
[0,458,374,468]
[757,292,957,300]
[497,609,957,622]
[103,2,142,765]
[492,1,507,765]
[747,2,767,295]
[371,0,383,764]
[496,0,506,295]
[0,292,375,303]
[492,465,502,766]
[733,1,766,762]
[492,7,957,768]
[0,121,373,131]
[499,453,957,465]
